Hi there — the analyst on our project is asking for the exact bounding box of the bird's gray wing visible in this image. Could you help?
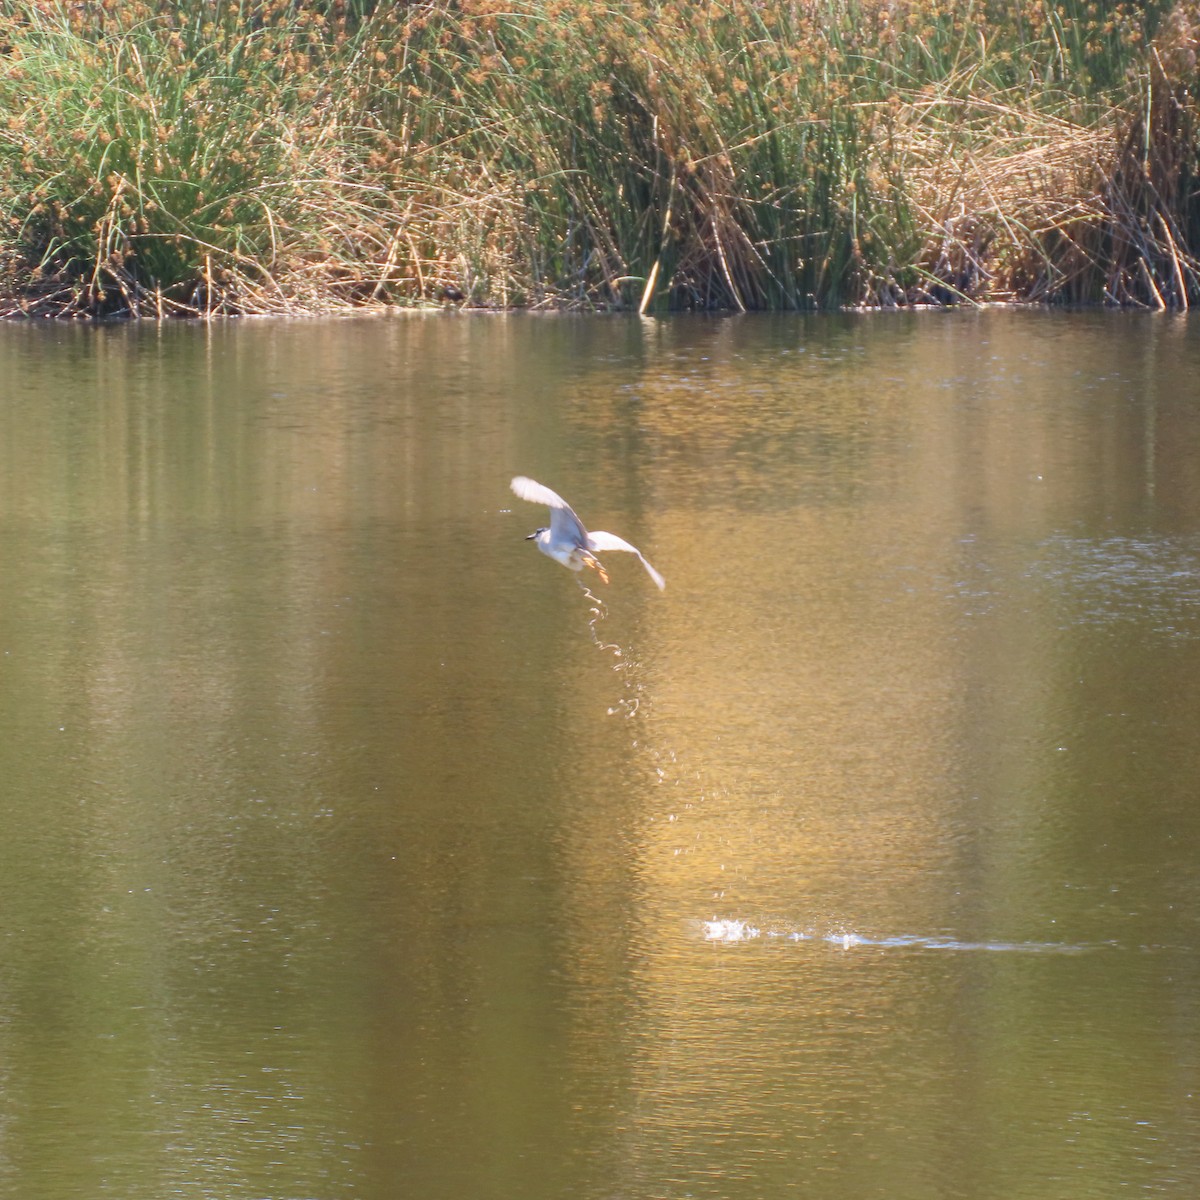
[586,531,666,591]
[511,476,588,543]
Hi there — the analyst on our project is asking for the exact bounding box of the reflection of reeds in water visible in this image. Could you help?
[0,1,1196,314]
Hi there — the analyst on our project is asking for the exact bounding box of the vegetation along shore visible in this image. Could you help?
[0,0,1197,317]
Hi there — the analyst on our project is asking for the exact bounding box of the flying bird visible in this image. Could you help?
[510,476,665,590]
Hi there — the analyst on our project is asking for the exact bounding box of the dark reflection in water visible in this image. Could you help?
[0,311,1198,1199]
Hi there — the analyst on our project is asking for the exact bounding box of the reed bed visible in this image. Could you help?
[0,0,1194,316]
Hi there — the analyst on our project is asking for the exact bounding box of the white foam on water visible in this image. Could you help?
[701,919,1091,953]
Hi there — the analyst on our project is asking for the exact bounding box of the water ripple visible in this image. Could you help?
[1034,534,1200,638]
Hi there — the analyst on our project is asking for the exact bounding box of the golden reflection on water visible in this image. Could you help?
[539,312,1200,1197]
[582,312,1200,936]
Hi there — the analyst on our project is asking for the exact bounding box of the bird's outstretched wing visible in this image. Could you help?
[586,530,666,591]
[511,476,568,510]
[511,476,588,544]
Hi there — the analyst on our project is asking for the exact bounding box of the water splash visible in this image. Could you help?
[571,580,711,888]
[701,918,1093,954]
[576,576,648,721]
[577,577,619,655]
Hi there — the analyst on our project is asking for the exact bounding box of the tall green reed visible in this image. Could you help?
[0,0,1193,314]
[0,1,393,314]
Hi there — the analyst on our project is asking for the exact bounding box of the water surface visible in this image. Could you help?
[0,310,1198,1199]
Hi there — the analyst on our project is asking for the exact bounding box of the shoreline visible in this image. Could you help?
[2,297,1186,326]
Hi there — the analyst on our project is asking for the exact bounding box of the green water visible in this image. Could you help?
[0,311,1197,1199]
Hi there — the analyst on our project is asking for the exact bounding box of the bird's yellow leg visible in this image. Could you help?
[585,556,610,585]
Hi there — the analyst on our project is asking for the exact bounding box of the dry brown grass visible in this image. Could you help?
[0,0,1195,315]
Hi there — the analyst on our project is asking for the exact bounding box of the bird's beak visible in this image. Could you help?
[525,531,538,540]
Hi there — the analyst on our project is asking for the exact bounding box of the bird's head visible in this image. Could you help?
[526,527,548,541]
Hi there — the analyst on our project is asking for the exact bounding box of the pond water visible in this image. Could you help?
[0,309,1198,1199]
